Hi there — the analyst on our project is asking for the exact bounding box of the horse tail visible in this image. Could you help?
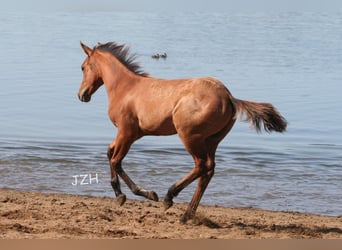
[232,98,287,133]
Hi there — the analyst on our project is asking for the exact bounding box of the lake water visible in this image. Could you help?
[0,12,341,216]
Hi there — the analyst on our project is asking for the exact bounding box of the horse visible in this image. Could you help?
[77,41,287,222]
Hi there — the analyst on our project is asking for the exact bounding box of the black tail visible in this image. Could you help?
[232,98,287,133]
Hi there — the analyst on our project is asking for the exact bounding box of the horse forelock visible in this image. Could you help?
[95,42,149,77]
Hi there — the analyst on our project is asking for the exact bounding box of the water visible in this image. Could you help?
[0,12,341,216]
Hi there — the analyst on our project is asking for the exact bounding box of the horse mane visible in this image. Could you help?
[95,42,149,77]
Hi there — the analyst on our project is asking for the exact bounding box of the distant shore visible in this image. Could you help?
[0,188,341,239]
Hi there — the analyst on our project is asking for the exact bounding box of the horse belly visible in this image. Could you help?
[138,112,177,136]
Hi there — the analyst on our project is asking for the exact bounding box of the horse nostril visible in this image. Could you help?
[81,93,91,102]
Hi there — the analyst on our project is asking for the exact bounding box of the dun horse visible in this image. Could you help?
[77,41,287,222]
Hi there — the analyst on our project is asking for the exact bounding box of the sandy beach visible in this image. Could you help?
[0,188,341,239]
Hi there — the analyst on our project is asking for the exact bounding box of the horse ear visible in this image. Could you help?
[80,41,93,57]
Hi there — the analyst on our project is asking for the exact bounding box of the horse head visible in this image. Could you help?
[78,42,104,102]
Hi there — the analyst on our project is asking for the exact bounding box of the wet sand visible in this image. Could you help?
[0,189,341,239]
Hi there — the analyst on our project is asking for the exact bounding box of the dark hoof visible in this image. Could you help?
[148,191,159,201]
[180,210,196,224]
[180,213,191,224]
[116,194,126,206]
[163,198,173,211]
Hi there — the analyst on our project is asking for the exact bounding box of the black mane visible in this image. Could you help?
[95,42,148,77]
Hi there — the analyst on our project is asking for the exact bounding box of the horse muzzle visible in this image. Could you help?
[78,87,91,102]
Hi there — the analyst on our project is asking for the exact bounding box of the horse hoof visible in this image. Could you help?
[179,213,190,224]
[116,194,126,206]
[148,191,159,201]
[163,198,173,211]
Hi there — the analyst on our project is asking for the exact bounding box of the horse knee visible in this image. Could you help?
[109,157,124,174]
[107,141,116,159]
[107,147,114,159]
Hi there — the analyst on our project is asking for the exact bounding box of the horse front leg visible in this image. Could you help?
[117,166,159,202]
[108,135,159,204]
[107,141,126,206]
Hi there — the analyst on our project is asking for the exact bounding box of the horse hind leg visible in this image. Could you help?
[181,174,214,223]
[164,162,202,210]
[180,151,216,223]
[164,136,214,220]
[167,120,235,222]
[181,120,236,222]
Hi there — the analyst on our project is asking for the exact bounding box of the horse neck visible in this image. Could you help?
[98,53,139,100]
